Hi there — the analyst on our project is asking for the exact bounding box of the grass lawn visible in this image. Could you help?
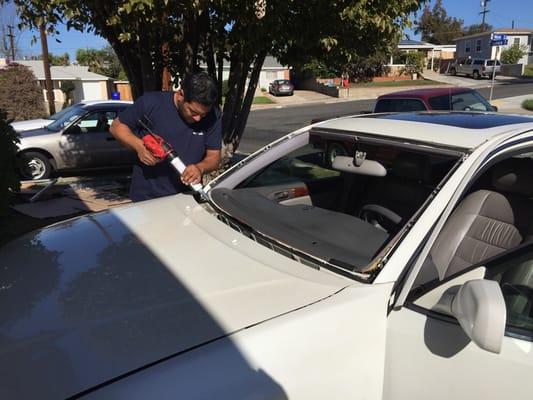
[523,65,533,77]
[522,99,533,111]
[253,96,274,104]
[353,79,444,87]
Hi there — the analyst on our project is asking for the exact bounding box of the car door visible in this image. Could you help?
[383,246,533,400]
[382,143,533,399]
[59,109,129,169]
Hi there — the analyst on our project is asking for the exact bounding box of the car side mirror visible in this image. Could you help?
[435,279,506,354]
[490,105,498,112]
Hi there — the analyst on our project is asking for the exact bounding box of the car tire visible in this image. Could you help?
[450,68,456,76]
[473,70,480,80]
[20,151,53,180]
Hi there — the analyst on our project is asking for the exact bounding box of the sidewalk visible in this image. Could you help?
[491,95,533,115]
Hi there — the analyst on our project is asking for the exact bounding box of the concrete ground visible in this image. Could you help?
[491,94,533,115]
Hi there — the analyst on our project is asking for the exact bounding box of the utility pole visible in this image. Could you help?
[39,24,56,115]
[480,0,490,31]
[7,25,15,61]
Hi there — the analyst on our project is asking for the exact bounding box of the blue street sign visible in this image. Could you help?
[490,33,508,46]
[491,39,508,46]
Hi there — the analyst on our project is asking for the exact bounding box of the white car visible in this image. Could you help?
[10,100,132,132]
[2,112,533,399]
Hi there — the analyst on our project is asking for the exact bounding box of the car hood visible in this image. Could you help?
[18,127,55,138]
[11,118,53,132]
[0,194,348,399]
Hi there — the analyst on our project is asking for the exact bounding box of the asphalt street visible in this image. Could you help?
[239,82,533,154]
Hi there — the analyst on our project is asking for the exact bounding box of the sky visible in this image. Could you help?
[7,0,533,61]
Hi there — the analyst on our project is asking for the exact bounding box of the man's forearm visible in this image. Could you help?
[195,150,221,174]
[110,119,144,152]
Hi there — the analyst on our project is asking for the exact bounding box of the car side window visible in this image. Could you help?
[374,99,426,113]
[411,243,533,340]
[72,111,116,133]
[240,144,340,188]
[450,92,490,111]
[484,244,533,338]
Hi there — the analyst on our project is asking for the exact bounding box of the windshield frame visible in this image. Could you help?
[46,106,87,132]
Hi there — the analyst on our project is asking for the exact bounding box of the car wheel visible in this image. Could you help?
[20,151,53,180]
[450,68,456,76]
[473,70,480,80]
[326,142,348,167]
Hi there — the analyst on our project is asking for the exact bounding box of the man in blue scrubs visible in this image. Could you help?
[110,72,222,201]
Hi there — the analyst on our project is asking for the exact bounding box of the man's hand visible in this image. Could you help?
[181,164,203,185]
[136,144,160,166]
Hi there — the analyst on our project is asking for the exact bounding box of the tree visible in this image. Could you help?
[0,108,20,215]
[13,0,424,152]
[501,43,528,65]
[0,62,45,121]
[463,23,493,36]
[49,51,69,65]
[76,46,126,79]
[415,0,464,44]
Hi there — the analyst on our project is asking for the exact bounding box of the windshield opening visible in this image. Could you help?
[46,106,86,132]
[210,131,462,279]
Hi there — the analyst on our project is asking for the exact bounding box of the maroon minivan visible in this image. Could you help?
[374,87,497,113]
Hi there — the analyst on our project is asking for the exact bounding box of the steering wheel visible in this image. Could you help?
[359,204,402,233]
[463,106,473,111]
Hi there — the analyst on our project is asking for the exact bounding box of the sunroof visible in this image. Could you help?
[369,112,533,129]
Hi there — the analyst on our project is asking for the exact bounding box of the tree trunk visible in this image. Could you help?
[230,51,266,151]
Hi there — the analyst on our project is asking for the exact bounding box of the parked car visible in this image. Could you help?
[10,100,132,132]
[268,79,294,96]
[3,112,533,399]
[449,57,501,79]
[17,100,134,180]
[374,87,497,113]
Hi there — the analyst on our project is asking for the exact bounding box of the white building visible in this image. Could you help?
[16,60,113,112]
[454,29,533,65]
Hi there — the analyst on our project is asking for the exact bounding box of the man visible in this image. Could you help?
[110,72,222,202]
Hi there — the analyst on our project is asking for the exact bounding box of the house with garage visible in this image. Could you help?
[16,60,113,112]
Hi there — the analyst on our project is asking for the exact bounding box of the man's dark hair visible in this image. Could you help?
[181,72,218,106]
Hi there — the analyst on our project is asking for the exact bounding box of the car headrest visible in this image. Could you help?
[491,158,533,197]
[392,153,431,183]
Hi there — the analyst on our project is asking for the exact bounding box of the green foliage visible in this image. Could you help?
[346,51,391,82]
[522,99,533,111]
[221,79,229,99]
[13,0,424,149]
[76,46,126,79]
[415,0,464,44]
[0,109,20,216]
[400,51,426,76]
[0,63,45,121]
[501,44,528,65]
[463,23,493,36]
[524,64,533,77]
[301,59,339,79]
[49,52,70,66]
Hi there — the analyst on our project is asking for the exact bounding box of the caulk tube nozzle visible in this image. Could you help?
[169,155,208,198]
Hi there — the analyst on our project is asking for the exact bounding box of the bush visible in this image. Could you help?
[501,44,528,65]
[400,52,426,77]
[522,99,533,111]
[0,63,45,121]
[0,109,21,215]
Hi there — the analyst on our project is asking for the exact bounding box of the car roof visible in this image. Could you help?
[314,112,533,150]
[377,87,473,100]
[76,100,133,110]
[81,100,133,110]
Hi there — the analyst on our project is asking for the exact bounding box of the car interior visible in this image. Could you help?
[211,130,460,274]
[409,153,533,336]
